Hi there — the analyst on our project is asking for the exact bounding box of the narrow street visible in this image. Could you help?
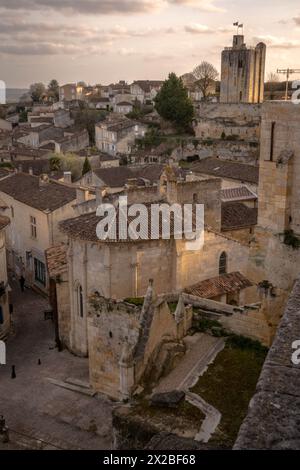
[0,280,114,450]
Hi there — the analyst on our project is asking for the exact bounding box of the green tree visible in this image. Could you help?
[82,156,91,176]
[19,109,28,123]
[49,155,62,171]
[48,79,59,102]
[154,73,194,131]
[0,106,7,119]
[29,82,46,103]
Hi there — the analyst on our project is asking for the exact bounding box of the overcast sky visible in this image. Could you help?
[0,0,300,88]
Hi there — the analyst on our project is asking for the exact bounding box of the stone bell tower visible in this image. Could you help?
[220,33,266,103]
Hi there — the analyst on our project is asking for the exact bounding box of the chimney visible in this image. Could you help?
[63,171,72,184]
[76,187,87,204]
[28,167,33,176]
[95,187,103,207]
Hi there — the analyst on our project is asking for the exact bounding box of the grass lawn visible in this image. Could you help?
[191,337,268,448]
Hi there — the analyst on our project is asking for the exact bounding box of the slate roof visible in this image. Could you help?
[221,202,258,230]
[45,244,68,277]
[221,186,257,202]
[191,158,259,185]
[0,215,10,231]
[184,272,253,299]
[0,173,76,212]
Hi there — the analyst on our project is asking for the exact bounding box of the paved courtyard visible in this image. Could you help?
[0,280,115,450]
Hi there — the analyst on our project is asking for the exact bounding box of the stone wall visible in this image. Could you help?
[258,102,300,235]
[234,276,300,449]
[87,292,192,400]
[87,296,141,399]
[56,271,71,349]
[195,118,259,141]
[179,140,259,165]
[191,103,262,164]
[219,302,271,346]
[196,103,262,122]
[167,178,222,232]
[57,129,89,153]
[0,227,10,339]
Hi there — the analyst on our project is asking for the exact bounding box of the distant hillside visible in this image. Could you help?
[6,88,28,103]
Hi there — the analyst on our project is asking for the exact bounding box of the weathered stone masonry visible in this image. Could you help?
[235,276,300,449]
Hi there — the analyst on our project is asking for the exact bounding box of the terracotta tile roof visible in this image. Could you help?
[0,215,10,231]
[0,168,11,180]
[93,166,134,187]
[0,173,76,212]
[45,244,68,277]
[60,202,189,243]
[93,164,164,188]
[105,119,137,133]
[221,202,258,230]
[132,80,164,93]
[9,146,49,158]
[221,186,257,202]
[191,158,259,185]
[30,116,53,124]
[184,272,253,299]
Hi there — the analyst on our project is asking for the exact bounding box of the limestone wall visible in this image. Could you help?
[219,304,271,346]
[167,178,222,232]
[234,277,300,449]
[56,271,71,349]
[195,119,259,141]
[87,296,141,399]
[196,103,262,122]
[258,102,300,235]
[0,228,10,339]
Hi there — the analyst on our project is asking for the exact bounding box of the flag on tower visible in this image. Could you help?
[239,24,243,28]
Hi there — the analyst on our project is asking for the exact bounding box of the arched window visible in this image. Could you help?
[219,252,227,275]
[76,283,84,318]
